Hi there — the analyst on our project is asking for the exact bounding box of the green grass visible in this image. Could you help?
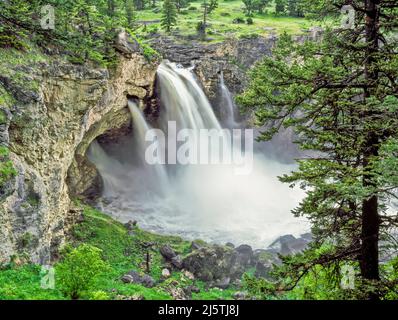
[136,0,314,43]
[0,205,238,300]
[0,265,65,300]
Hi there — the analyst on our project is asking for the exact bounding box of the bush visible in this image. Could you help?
[246,17,254,25]
[232,17,245,24]
[56,244,109,299]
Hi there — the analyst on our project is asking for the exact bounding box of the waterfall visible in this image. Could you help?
[88,60,308,248]
[127,100,169,191]
[219,71,239,128]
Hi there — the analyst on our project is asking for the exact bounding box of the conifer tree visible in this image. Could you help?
[161,0,178,33]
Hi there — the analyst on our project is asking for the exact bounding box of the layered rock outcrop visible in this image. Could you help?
[0,52,158,264]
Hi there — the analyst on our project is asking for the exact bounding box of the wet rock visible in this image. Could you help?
[121,270,155,288]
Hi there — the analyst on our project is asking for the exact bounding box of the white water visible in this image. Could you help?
[88,61,309,249]
[219,71,240,128]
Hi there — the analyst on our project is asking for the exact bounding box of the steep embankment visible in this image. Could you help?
[0,35,158,265]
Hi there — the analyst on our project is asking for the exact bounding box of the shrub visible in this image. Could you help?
[232,17,245,24]
[246,17,254,25]
[56,244,109,299]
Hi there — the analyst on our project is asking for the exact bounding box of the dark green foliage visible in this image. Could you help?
[287,0,304,17]
[0,0,154,67]
[56,244,110,299]
[161,0,178,32]
[275,0,287,15]
[243,0,270,16]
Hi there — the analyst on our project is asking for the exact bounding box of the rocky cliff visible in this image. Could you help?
[0,48,158,265]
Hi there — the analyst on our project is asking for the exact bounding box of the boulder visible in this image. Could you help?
[115,31,142,56]
[160,245,183,270]
[233,292,248,300]
[161,268,171,279]
[182,245,248,282]
[121,270,155,288]
[160,245,177,260]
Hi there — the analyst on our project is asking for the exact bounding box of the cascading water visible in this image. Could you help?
[219,71,240,128]
[88,61,309,249]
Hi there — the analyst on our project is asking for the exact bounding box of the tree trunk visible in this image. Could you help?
[360,0,380,286]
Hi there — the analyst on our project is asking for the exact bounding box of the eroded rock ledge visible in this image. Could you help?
[0,52,158,264]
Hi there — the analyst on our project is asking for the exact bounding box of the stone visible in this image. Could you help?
[121,270,155,288]
[182,244,249,282]
[160,245,177,260]
[183,270,195,280]
[184,285,200,294]
[171,255,183,270]
[190,241,203,250]
[115,31,142,56]
[160,245,183,270]
[124,220,137,231]
[168,287,189,300]
[233,292,247,300]
[161,268,171,279]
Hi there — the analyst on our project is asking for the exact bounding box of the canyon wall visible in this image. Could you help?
[0,43,157,264]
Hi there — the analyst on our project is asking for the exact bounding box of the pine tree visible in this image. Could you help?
[161,0,177,33]
[238,0,398,299]
[274,0,286,15]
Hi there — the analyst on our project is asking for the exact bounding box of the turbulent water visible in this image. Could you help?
[88,61,309,249]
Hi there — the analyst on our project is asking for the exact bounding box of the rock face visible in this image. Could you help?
[0,52,158,264]
[151,36,278,102]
